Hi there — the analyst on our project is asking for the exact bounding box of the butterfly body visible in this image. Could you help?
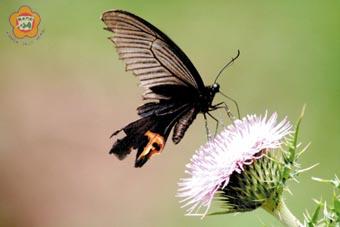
[102,10,226,167]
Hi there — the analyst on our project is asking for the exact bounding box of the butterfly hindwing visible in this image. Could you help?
[111,103,193,167]
[110,116,167,167]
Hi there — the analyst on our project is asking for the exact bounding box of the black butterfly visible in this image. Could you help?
[101,10,240,167]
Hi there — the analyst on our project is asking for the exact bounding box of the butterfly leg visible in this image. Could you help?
[221,102,235,120]
[207,112,220,137]
[217,92,241,119]
[210,102,236,120]
[203,113,211,140]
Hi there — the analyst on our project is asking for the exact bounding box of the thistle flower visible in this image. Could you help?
[177,112,292,217]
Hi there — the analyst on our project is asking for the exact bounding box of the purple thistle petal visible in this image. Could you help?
[177,112,292,217]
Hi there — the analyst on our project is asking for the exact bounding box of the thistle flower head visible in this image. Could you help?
[177,112,292,217]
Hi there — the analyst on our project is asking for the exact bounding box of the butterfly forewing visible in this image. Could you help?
[101,10,205,100]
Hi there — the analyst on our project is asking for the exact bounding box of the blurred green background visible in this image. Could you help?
[1,0,339,226]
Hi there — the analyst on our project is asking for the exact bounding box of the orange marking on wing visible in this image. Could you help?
[137,131,165,161]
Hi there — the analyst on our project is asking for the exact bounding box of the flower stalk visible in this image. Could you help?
[263,199,303,227]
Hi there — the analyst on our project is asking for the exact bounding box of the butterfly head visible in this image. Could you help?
[205,83,220,108]
[211,83,220,94]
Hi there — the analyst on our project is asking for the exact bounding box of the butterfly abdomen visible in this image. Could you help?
[172,108,198,144]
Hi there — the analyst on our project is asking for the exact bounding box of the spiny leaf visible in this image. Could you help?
[310,202,321,225]
[312,175,340,189]
[289,104,306,162]
[305,176,340,225]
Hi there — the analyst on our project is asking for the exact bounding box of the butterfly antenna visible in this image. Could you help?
[219,91,241,119]
[214,49,240,84]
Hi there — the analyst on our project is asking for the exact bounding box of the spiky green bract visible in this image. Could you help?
[211,150,284,215]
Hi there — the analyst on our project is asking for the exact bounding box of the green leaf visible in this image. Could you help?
[333,194,340,215]
[310,202,321,225]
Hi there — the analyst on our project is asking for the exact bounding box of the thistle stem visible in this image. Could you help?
[263,200,303,227]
